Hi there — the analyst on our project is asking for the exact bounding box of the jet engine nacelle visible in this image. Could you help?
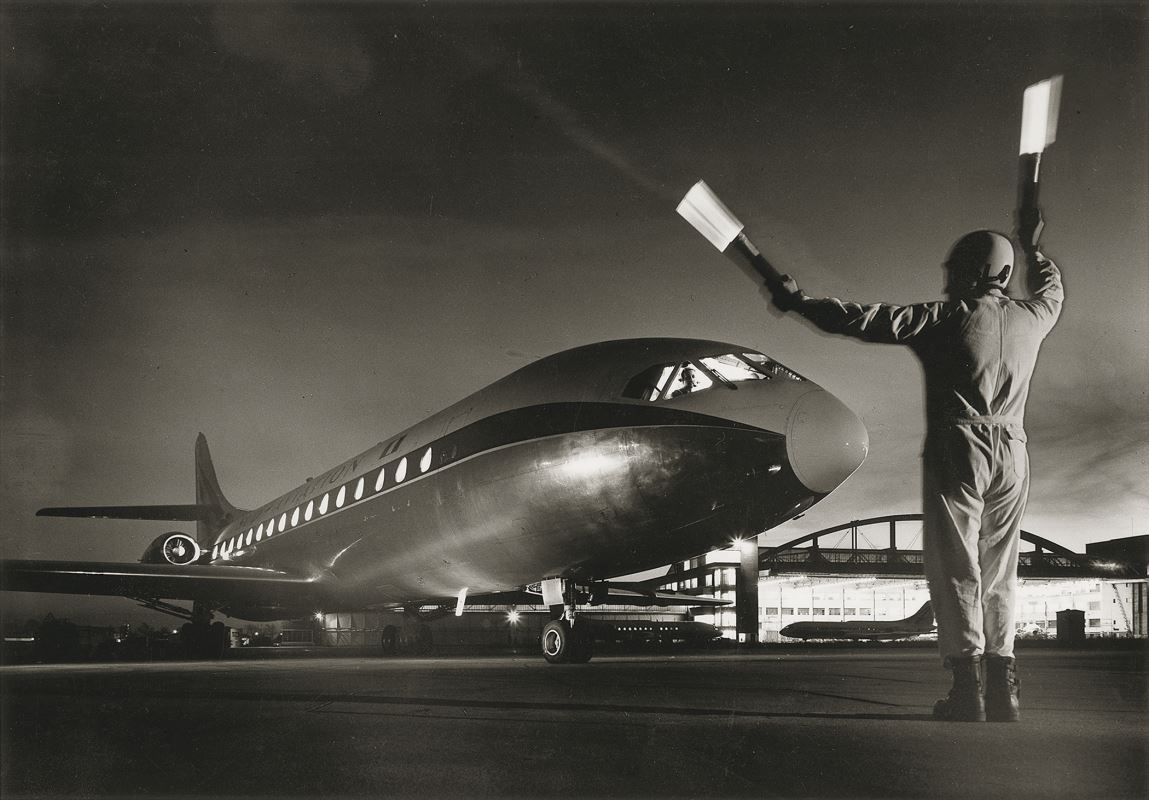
[141,532,202,566]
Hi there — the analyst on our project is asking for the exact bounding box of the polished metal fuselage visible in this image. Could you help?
[211,339,851,619]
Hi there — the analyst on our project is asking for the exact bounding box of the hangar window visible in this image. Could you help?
[782,607,794,615]
[844,607,856,615]
[813,608,825,616]
[796,608,810,616]
[764,607,779,616]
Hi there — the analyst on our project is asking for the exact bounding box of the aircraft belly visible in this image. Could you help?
[325,425,801,603]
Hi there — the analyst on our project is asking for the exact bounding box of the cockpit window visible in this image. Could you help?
[623,362,709,401]
[700,354,767,384]
[622,352,803,402]
[664,362,713,397]
[741,352,804,382]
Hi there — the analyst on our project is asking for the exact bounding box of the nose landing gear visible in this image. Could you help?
[538,578,596,664]
[541,619,594,663]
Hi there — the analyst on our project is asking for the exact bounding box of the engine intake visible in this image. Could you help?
[141,532,202,566]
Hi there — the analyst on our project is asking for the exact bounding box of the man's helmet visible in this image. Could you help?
[944,230,1014,295]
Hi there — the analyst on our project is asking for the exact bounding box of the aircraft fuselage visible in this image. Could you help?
[208,338,867,619]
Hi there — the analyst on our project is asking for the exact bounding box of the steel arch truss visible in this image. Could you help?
[759,514,1140,580]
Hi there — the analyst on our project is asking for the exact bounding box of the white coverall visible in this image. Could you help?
[789,254,1063,661]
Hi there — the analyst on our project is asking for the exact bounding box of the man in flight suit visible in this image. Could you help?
[770,230,1063,721]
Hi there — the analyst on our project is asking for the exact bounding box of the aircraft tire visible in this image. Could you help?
[541,620,573,663]
[381,625,399,656]
[569,624,594,664]
[180,621,228,659]
[414,624,433,655]
[209,621,229,659]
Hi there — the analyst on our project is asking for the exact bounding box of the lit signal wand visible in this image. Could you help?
[1017,75,1063,255]
[675,181,786,293]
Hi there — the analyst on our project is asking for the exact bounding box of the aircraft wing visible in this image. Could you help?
[470,583,730,608]
[600,582,731,607]
[0,559,323,607]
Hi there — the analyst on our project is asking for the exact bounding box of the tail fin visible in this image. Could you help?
[195,433,238,545]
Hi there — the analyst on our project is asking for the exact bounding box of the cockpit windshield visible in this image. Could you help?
[622,352,803,401]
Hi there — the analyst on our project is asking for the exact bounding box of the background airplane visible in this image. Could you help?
[780,601,935,642]
[2,338,867,662]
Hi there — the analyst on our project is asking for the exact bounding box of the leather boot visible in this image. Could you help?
[933,655,986,722]
[985,655,1021,722]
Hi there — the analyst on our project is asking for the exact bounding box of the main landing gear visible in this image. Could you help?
[541,619,593,664]
[135,598,229,659]
[177,602,230,659]
[539,578,596,664]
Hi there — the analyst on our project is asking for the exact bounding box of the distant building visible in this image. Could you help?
[312,529,1147,648]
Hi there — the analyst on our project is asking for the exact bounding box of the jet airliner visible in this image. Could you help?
[780,601,935,641]
[2,338,867,662]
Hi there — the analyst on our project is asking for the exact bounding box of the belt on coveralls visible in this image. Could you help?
[944,415,1027,441]
[949,415,1023,426]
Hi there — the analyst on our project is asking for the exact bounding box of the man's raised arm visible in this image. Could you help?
[771,275,948,345]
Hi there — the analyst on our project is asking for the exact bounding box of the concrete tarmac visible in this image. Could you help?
[2,647,1145,799]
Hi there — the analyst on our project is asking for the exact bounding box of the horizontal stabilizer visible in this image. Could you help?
[37,505,216,522]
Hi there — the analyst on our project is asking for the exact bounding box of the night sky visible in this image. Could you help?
[3,2,1146,624]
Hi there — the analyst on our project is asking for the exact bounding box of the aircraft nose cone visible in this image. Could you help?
[785,390,868,494]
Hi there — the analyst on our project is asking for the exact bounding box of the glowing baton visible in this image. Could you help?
[676,180,785,290]
[1017,75,1063,253]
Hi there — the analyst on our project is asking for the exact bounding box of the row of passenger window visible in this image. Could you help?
[212,445,437,561]
[622,352,803,402]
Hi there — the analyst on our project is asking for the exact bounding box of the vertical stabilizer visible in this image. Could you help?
[195,433,238,545]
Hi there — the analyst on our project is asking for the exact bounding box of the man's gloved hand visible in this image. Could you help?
[769,274,804,311]
[1017,207,1045,255]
